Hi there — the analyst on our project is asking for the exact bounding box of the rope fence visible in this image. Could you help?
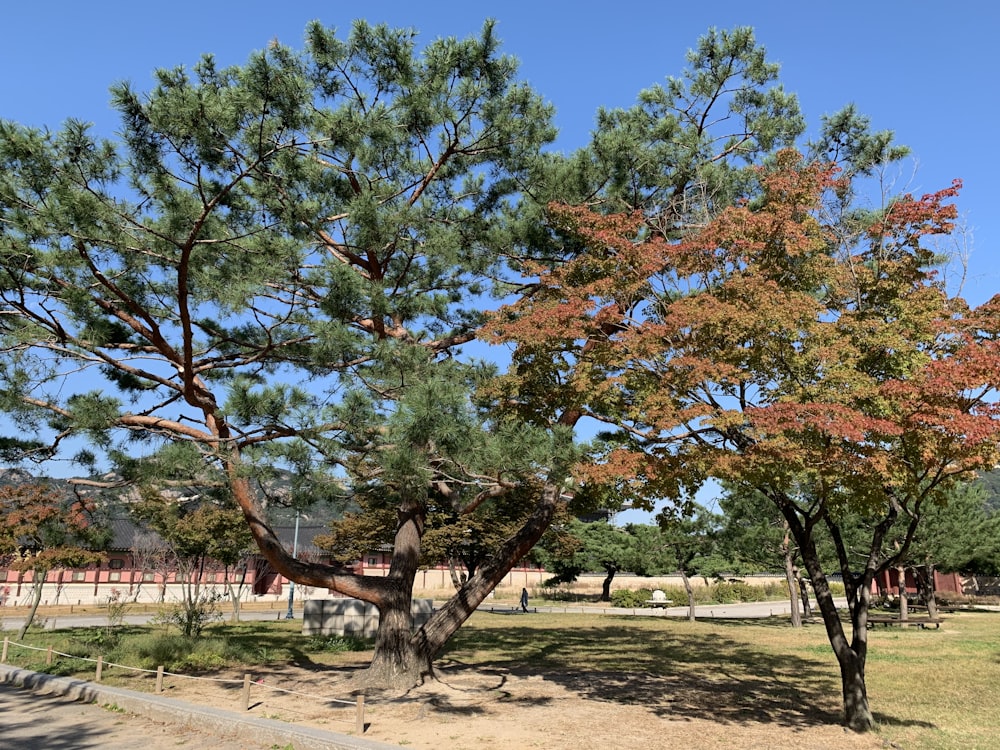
[0,636,366,735]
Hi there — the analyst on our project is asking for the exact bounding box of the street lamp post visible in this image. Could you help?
[284,510,300,619]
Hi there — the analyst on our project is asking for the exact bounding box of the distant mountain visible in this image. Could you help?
[977,469,1000,514]
[0,467,347,526]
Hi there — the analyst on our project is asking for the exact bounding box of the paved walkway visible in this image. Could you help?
[1,679,276,750]
[0,607,290,632]
[477,598,845,619]
[0,664,400,750]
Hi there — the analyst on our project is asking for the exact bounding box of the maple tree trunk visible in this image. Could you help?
[55,570,65,605]
[798,541,875,731]
[837,642,872,732]
[226,574,243,623]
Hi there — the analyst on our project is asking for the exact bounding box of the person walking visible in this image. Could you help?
[520,587,529,613]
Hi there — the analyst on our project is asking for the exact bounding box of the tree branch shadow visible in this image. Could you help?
[437,619,937,731]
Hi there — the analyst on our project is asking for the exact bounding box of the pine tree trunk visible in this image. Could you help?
[413,482,567,664]
[366,586,433,687]
[227,446,569,690]
[360,495,428,687]
[447,559,463,590]
[601,566,616,602]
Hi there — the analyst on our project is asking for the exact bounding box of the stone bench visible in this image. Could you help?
[645,590,673,608]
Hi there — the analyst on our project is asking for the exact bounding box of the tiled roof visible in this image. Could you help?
[106,517,328,557]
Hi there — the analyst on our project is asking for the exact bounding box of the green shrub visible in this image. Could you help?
[178,642,228,671]
[131,634,196,669]
[711,581,738,603]
[659,586,710,605]
[536,585,588,602]
[129,634,238,671]
[711,580,779,604]
[610,588,653,608]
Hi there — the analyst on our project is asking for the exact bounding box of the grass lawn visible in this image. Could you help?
[2,607,997,749]
[444,610,1000,750]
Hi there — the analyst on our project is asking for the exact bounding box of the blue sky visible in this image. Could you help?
[2,1,995,302]
[2,2,997,517]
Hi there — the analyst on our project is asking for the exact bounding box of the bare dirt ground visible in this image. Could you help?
[132,656,886,750]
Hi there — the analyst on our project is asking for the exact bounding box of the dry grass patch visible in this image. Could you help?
[438,610,1000,749]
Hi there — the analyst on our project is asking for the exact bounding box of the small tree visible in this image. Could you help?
[129,530,170,603]
[132,494,252,636]
[0,484,107,639]
[717,485,813,624]
[536,519,634,602]
[628,509,721,620]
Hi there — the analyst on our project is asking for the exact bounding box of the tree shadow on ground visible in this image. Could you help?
[0,689,123,750]
[437,618,935,731]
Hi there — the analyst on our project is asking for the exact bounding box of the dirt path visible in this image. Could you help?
[125,658,884,750]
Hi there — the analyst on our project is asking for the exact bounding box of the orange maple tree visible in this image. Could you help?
[0,483,107,639]
[485,150,1000,731]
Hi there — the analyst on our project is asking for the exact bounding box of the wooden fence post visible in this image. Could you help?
[356,694,365,734]
[2,637,8,663]
[95,656,103,683]
[155,665,164,693]
[241,674,251,711]
[46,646,53,665]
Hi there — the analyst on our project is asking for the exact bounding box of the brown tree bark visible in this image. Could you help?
[800,548,875,731]
[600,566,617,603]
[224,428,567,688]
[680,570,697,621]
[16,572,46,641]
[782,526,802,628]
[777,497,877,732]
[896,561,909,621]
[796,569,813,619]
[924,563,939,619]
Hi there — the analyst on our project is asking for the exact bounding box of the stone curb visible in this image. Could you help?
[0,664,401,750]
